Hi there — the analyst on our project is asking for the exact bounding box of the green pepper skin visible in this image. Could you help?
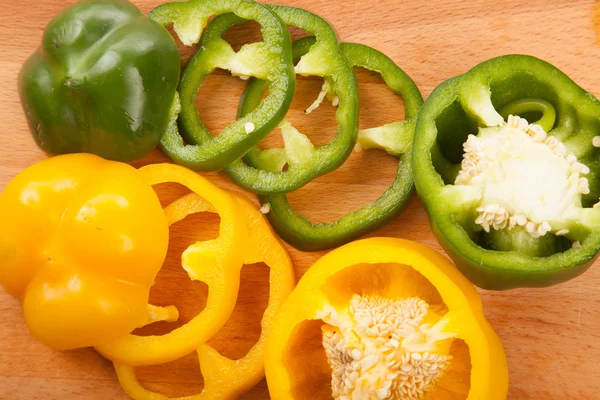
[224,5,359,194]
[242,38,423,251]
[18,0,180,162]
[151,1,295,172]
[430,221,597,290]
[413,55,600,290]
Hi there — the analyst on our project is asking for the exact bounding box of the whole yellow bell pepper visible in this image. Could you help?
[0,154,170,350]
[264,238,508,400]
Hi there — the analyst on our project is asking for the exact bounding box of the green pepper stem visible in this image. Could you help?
[499,98,556,132]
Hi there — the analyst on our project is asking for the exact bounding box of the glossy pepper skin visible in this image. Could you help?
[19,0,180,162]
[150,0,295,171]
[412,55,600,289]
[114,191,296,400]
[222,5,359,194]
[96,163,249,366]
[243,38,422,251]
[0,154,169,350]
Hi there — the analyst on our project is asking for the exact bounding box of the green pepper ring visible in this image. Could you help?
[239,37,423,251]
[221,5,359,194]
[150,0,295,171]
[412,54,600,290]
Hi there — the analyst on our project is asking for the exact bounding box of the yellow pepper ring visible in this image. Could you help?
[264,238,508,400]
[95,164,248,366]
[114,192,296,399]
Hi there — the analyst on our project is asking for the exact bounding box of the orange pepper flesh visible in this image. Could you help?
[114,191,296,399]
[95,163,248,366]
[0,154,169,350]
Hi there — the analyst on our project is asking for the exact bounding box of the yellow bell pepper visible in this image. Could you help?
[113,191,296,399]
[264,238,508,400]
[96,163,249,366]
[0,154,170,350]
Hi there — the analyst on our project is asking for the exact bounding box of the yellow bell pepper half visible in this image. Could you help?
[0,154,170,350]
[264,238,508,400]
[114,191,296,399]
[95,163,250,366]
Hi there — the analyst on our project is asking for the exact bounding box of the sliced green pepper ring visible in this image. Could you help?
[413,55,600,289]
[243,38,423,251]
[221,5,359,194]
[95,163,248,366]
[149,0,295,171]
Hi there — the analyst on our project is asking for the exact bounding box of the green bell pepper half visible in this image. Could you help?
[19,0,180,162]
[222,5,359,194]
[151,0,295,171]
[239,37,422,251]
[413,55,600,290]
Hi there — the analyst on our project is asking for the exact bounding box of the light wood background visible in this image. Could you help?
[1,0,600,398]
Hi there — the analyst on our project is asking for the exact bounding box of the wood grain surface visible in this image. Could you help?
[1,0,600,399]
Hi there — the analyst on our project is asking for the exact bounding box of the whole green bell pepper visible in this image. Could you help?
[19,0,180,162]
[413,55,600,290]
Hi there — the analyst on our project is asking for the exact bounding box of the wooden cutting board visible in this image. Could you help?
[1,0,599,398]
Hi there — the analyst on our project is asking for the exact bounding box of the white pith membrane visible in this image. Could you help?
[306,80,407,156]
[252,79,338,172]
[320,294,455,400]
[455,115,592,238]
[306,79,339,114]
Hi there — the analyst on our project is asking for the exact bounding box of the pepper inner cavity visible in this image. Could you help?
[455,115,591,238]
[321,294,455,400]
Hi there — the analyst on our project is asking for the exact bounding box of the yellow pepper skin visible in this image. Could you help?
[96,164,249,366]
[264,238,508,400]
[0,154,169,350]
[114,191,296,400]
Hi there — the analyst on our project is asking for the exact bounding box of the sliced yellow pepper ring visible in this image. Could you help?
[114,191,296,399]
[264,238,508,400]
[95,164,248,366]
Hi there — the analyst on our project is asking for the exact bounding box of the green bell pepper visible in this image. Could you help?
[413,55,600,289]
[222,5,359,194]
[19,0,180,162]
[151,0,295,171]
[240,37,422,251]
